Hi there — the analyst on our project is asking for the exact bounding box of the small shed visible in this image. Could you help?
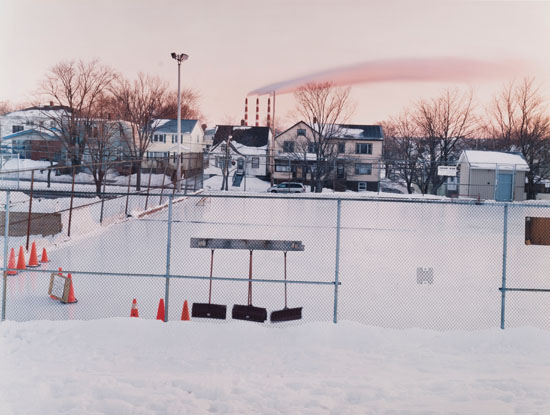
[458,150,529,201]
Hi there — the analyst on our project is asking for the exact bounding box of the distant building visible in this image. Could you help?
[457,150,529,201]
[146,119,205,158]
[209,125,271,182]
[272,121,384,191]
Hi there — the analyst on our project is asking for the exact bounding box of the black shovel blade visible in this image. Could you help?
[192,303,227,320]
[270,307,302,322]
[232,304,267,323]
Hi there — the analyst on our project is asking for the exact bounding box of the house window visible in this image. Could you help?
[172,135,176,144]
[297,129,306,136]
[251,157,260,169]
[221,144,227,152]
[12,125,24,133]
[337,163,345,178]
[356,143,372,154]
[358,182,367,192]
[338,143,346,153]
[355,163,372,175]
[275,162,291,172]
[153,134,166,143]
[307,143,318,153]
[283,141,294,153]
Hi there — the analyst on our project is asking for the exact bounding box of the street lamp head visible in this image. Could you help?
[171,52,189,62]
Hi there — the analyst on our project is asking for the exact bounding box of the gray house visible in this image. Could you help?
[458,150,529,201]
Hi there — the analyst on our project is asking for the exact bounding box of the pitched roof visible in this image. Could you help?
[1,128,55,140]
[335,124,384,140]
[213,125,270,147]
[154,119,199,134]
[458,150,529,171]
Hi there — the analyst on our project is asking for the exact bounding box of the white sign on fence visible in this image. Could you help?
[437,166,457,177]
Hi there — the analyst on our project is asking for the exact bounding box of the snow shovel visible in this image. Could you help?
[192,249,227,319]
[232,250,267,323]
[270,252,302,322]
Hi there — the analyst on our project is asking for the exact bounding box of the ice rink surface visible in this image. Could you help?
[4,194,550,330]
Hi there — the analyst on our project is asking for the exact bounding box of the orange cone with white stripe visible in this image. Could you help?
[130,298,139,317]
[41,247,49,263]
[16,246,26,270]
[7,248,17,275]
[181,300,190,321]
[28,242,39,267]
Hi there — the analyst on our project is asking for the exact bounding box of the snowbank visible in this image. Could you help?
[0,319,549,414]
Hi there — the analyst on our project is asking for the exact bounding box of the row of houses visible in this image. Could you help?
[0,104,534,200]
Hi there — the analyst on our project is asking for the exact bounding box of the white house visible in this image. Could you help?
[146,119,205,159]
[0,104,66,140]
[208,125,271,183]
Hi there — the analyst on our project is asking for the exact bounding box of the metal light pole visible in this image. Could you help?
[171,52,189,192]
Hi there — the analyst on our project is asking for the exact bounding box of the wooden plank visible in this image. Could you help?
[525,217,550,245]
[190,238,304,251]
[48,272,70,302]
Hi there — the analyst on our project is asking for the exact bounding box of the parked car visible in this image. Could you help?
[267,182,306,193]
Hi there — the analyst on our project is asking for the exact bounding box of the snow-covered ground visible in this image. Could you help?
[1,319,549,414]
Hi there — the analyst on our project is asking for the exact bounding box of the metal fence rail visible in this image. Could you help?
[2,190,550,329]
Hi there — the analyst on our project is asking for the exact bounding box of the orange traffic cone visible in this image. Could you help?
[62,273,77,304]
[130,298,139,317]
[7,248,17,275]
[28,242,39,267]
[157,298,165,321]
[41,248,49,263]
[16,246,26,270]
[181,300,190,321]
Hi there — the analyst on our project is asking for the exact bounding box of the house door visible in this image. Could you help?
[495,172,513,201]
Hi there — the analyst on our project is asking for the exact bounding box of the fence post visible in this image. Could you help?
[144,170,152,211]
[164,195,174,322]
[2,190,11,321]
[100,175,107,225]
[68,167,76,237]
[125,165,132,216]
[333,198,342,323]
[26,170,35,250]
[500,203,509,329]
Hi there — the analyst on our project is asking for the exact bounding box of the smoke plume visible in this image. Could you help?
[248,57,525,96]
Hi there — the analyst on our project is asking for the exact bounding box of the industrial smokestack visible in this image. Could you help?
[267,97,271,128]
[255,97,259,127]
[244,98,248,126]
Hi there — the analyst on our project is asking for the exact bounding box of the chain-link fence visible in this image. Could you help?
[2,189,549,329]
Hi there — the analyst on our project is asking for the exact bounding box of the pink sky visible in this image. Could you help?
[0,0,549,127]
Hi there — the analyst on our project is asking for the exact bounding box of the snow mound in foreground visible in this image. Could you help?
[1,319,550,414]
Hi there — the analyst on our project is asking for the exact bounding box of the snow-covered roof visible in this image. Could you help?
[458,150,529,171]
[153,119,198,134]
[335,124,384,140]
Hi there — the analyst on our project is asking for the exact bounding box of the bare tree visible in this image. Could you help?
[381,112,421,194]
[39,59,118,168]
[111,73,168,190]
[293,82,354,192]
[0,101,13,115]
[486,78,550,199]
[411,88,475,194]
[157,89,205,122]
